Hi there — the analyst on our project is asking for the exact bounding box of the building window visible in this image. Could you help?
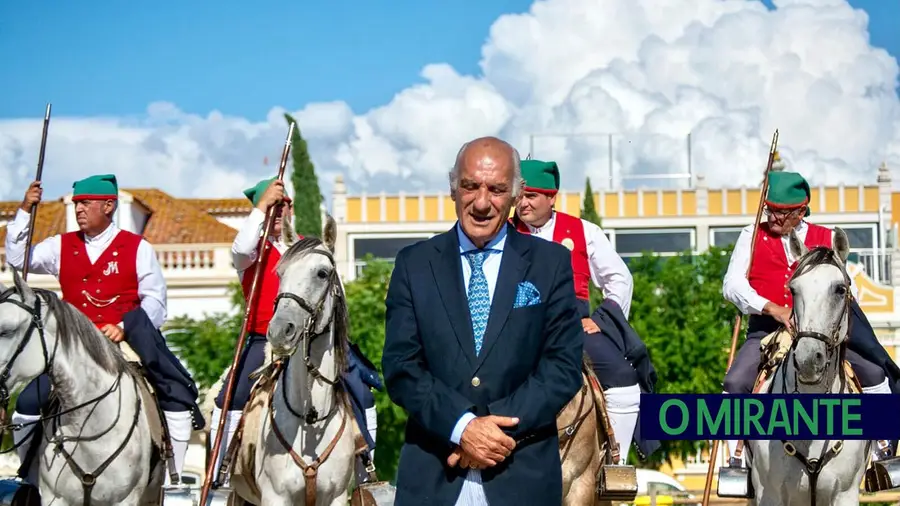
[840,225,876,249]
[353,237,430,260]
[710,227,744,248]
[612,229,694,258]
[351,235,432,277]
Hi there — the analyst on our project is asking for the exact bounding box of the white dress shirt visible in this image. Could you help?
[722,220,858,315]
[449,222,507,506]
[523,211,634,318]
[231,208,289,280]
[4,208,168,328]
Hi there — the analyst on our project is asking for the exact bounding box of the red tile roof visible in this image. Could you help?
[182,198,253,215]
[0,200,67,245]
[0,190,249,245]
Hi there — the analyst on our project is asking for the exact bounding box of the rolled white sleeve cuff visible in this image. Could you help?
[747,294,771,315]
[450,412,477,444]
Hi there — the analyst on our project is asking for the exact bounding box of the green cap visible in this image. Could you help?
[521,160,560,194]
[72,174,118,201]
[243,177,292,207]
[766,171,811,216]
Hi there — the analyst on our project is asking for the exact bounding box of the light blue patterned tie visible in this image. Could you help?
[465,250,491,356]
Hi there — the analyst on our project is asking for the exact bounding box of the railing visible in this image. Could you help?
[851,248,893,286]
[154,244,227,270]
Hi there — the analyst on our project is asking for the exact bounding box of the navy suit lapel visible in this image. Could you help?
[474,224,530,371]
[429,227,477,368]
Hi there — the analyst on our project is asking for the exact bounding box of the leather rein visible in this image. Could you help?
[0,286,140,506]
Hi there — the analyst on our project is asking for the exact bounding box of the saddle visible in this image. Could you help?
[757,330,862,393]
[216,360,389,506]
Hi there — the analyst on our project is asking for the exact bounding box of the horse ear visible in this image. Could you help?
[12,268,34,305]
[789,230,808,260]
[832,226,850,264]
[323,213,337,253]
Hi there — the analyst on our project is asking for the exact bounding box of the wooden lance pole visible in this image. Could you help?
[700,129,779,506]
[0,103,52,450]
[22,103,53,282]
[198,121,295,506]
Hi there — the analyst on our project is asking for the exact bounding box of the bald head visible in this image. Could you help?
[449,136,523,248]
[450,137,523,199]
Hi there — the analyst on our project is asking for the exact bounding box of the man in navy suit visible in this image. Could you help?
[382,136,584,505]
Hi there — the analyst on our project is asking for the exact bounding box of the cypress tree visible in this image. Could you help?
[284,113,323,238]
[580,177,602,227]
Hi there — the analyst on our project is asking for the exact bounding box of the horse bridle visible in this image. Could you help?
[0,287,52,412]
[787,247,853,368]
[0,286,139,506]
[271,247,342,425]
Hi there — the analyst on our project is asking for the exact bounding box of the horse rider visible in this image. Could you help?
[511,159,648,464]
[721,169,898,472]
[208,176,382,485]
[5,174,203,485]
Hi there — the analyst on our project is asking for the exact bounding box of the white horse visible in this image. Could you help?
[205,232,358,506]
[0,269,163,506]
[746,227,869,506]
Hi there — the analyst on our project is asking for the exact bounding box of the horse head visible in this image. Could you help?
[0,269,50,399]
[786,226,852,386]
[268,235,343,360]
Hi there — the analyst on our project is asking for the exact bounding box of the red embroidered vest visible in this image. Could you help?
[58,230,143,328]
[747,222,833,309]
[242,240,283,336]
[514,211,591,300]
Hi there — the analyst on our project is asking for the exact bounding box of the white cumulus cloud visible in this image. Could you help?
[0,0,898,206]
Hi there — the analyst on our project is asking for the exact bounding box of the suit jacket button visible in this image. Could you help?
[471,377,481,387]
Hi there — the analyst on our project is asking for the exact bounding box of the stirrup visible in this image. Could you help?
[866,442,900,492]
[596,462,638,502]
[717,457,754,499]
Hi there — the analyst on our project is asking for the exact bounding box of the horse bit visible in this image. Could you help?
[0,286,140,506]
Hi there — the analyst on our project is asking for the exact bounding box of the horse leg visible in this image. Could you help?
[563,468,598,506]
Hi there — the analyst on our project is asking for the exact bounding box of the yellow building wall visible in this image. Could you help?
[341,185,882,223]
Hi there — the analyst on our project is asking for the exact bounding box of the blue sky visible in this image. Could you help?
[2,0,897,121]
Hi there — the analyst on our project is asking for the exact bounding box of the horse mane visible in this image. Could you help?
[35,287,128,375]
[790,246,848,283]
[275,236,328,277]
[273,236,351,403]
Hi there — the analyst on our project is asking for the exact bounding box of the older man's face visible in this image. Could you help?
[766,205,806,236]
[453,142,516,248]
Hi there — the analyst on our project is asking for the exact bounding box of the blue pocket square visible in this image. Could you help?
[514,281,541,308]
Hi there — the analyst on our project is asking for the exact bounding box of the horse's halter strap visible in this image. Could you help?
[271,247,341,424]
[787,247,853,352]
[0,287,51,411]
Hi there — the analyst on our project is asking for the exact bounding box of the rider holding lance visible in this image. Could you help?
[721,169,897,474]
[5,174,203,485]
[209,177,382,486]
[511,159,651,464]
